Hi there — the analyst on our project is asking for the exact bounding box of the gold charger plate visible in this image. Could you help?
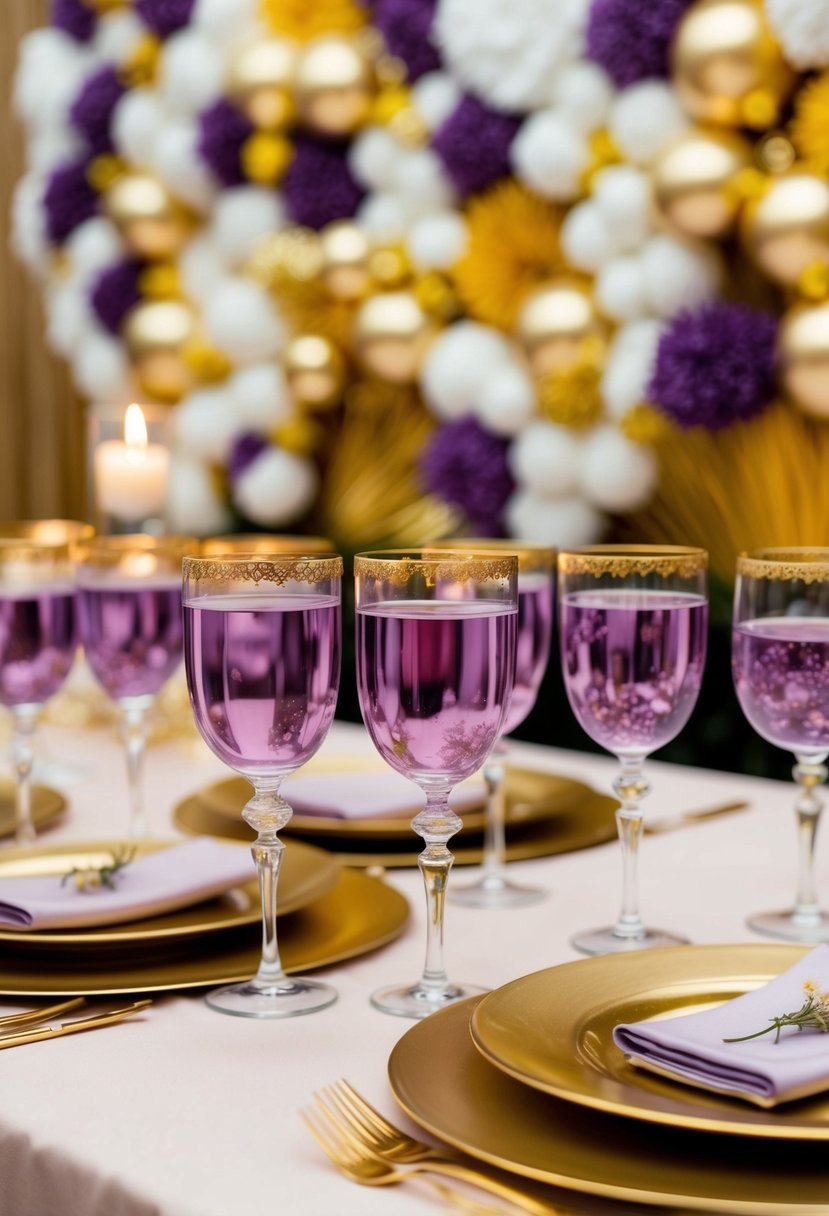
[0,867,407,996]
[389,996,829,1213]
[0,837,339,948]
[0,780,66,838]
[173,786,617,868]
[470,943,829,1141]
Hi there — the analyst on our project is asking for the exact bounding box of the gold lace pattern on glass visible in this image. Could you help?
[355,554,516,586]
[737,550,829,584]
[559,546,708,579]
[184,555,343,584]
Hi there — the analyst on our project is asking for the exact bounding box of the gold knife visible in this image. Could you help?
[0,999,151,1049]
[643,800,748,835]
[0,997,87,1028]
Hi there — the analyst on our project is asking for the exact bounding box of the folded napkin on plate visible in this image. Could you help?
[0,838,255,931]
[613,945,829,1108]
[279,770,486,820]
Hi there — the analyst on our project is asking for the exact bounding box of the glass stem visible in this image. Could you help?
[612,759,651,941]
[412,788,461,997]
[12,705,39,847]
[243,782,292,991]
[119,702,150,838]
[481,741,509,889]
[792,757,827,928]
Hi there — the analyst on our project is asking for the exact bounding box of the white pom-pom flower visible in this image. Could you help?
[592,166,651,252]
[166,456,233,536]
[46,283,93,358]
[73,329,136,403]
[640,235,719,318]
[407,213,467,270]
[28,127,82,176]
[159,29,225,117]
[509,421,582,497]
[153,122,216,211]
[420,322,512,420]
[434,0,586,112]
[349,126,405,192]
[227,363,294,432]
[11,175,49,274]
[601,321,661,420]
[561,201,616,272]
[580,424,657,513]
[203,277,284,363]
[211,187,285,267]
[65,218,123,285]
[511,111,590,201]
[93,9,145,67]
[233,447,318,527]
[355,194,409,241]
[112,89,166,167]
[193,0,259,43]
[765,0,829,69]
[174,386,240,463]
[392,149,455,215]
[477,363,536,436]
[179,235,227,299]
[552,62,613,132]
[506,490,604,547]
[412,72,461,131]
[595,255,647,322]
[14,29,92,132]
[609,82,687,166]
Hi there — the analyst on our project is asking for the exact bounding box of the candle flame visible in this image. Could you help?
[124,403,148,449]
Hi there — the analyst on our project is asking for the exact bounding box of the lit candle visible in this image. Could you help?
[93,404,170,522]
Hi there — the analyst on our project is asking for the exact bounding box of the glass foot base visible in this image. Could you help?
[748,909,829,943]
[571,925,689,956]
[370,980,488,1020]
[448,875,546,909]
[205,976,338,1018]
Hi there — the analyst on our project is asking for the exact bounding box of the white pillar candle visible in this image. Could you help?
[93,404,170,522]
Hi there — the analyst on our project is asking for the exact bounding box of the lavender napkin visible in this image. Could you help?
[613,946,829,1108]
[0,838,255,931]
[279,771,486,820]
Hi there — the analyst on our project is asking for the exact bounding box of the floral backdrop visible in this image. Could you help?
[12,0,829,595]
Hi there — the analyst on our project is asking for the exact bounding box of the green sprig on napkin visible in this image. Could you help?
[60,846,136,893]
[724,981,829,1045]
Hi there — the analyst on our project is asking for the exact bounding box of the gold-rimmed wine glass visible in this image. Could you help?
[733,548,829,941]
[559,545,708,954]
[0,520,93,845]
[427,538,555,908]
[74,534,196,837]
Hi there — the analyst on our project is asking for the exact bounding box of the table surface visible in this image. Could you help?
[0,715,820,1216]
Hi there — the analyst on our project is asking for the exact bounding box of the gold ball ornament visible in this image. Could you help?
[105,173,190,260]
[671,0,795,129]
[320,221,373,300]
[741,173,829,288]
[516,281,606,379]
[353,292,437,383]
[294,36,374,136]
[227,39,297,130]
[778,300,829,417]
[652,128,751,238]
[284,335,346,408]
[123,300,197,403]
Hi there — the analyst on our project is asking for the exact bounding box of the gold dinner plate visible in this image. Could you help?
[0,781,66,838]
[469,944,829,1140]
[0,837,339,948]
[195,760,589,840]
[389,996,829,1213]
[173,787,617,867]
[0,867,407,996]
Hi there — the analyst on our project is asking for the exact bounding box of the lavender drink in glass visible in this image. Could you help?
[184,554,342,1018]
[356,550,517,1018]
[733,549,829,941]
[559,546,708,955]
[75,535,194,837]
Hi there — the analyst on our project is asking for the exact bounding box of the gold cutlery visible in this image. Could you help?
[0,999,151,1049]
[642,800,748,835]
[0,997,87,1028]
[303,1080,566,1215]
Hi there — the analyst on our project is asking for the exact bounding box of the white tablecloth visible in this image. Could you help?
[0,718,818,1216]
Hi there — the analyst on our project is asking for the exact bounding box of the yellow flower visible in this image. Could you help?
[581,128,619,191]
[138,262,181,301]
[538,359,603,428]
[741,88,778,130]
[241,133,294,185]
[791,72,829,176]
[86,155,125,193]
[453,180,563,329]
[272,418,322,455]
[183,341,233,384]
[798,261,829,301]
[621,404,671,445]
[120,33,161,88]
[260,0,366,40]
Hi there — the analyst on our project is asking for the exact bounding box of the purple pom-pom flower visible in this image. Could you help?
[90,261,143,335]
[51,0,97,42]
[134,0,195,38]
[373,0,440,82]
[282,136,364,230]
[43,159,98,244]
[647,303,778,432]
[421,416,514,534]
[70,66,125,155]
[586,0,692,88]
[197,99,253,187]
[433,95,519,198]
[228,433,269,485]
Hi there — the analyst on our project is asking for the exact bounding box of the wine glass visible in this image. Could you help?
[429,539,555,909]
[200,535,334,556]
[355,549,518,1017]
[0,520,92,845]
[733,548,829,941]
[75,534,195,837]
[559,545,708,955]
[183,553,342,1017]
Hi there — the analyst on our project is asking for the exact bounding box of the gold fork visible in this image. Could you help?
[305,1084,566,1215]
[0,1000,151,1049]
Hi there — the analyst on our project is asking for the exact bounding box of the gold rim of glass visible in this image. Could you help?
[199,534,334,556]
[355,549,517,584]
[184,554,343,585]
[558,545,708,579]
[0,520,94,562]
[736,547,829,583]
[425,538,556,572]
[73,534,199,566]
